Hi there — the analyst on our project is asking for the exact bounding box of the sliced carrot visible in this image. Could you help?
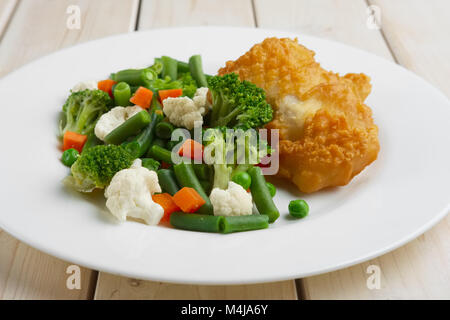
[130,87,153,109]
[97,79,117,97]
[178,139,204,162]
[63,131,88,153]
[159,88,183,104]
[173,187,206,213]
[152,193,180,223]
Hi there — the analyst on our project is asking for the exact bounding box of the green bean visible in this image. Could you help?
[166,136,184,151]
[141,158,161,171]
[221,215,269,234]
[150,59,163,75]
[81,134,103,154]
[113,82,131,106]
[61,148,79,167]
[248,166,280,223]
[161,56,178,81]
[152,138,167,149]
[173,162,213,215]
[111,68,157,87]
[147,145,173,163]
[150,97,162,111]
[193,164,212,181]
[189,55,208,87]
[176,60,191,74]
[122,111,162,157]
[170,212,223,233]
[155,121,175,139]
[157,169,180,196]
[199,180,212,195]
[104,110,151,145]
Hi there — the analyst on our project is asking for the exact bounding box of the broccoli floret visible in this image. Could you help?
[64,145,135,192]
[59,89,112,137]
[204,127,265,189]
[207,73,273,130]
[179,72,198,98]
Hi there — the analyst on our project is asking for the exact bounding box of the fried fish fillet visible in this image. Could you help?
[218,38,379,193]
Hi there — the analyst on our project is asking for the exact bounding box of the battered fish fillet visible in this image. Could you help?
[218,38,379,193]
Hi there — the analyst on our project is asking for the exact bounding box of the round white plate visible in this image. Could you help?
[0,27,449,285]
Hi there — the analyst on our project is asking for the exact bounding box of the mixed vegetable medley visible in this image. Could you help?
[59,55,309,233]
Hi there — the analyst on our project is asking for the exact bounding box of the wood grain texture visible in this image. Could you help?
[254,0,450,300]
[0,0,139,299]
[254,0,393,59]
[94,0,299,300]
[0,0,17,39]
[95,273,297,300]
[369,0,450,96]
[138,0,255,29]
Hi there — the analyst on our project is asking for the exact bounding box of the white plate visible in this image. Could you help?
[0,27,449,285]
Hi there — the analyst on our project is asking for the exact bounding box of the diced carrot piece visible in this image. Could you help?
[130,87,153,109]
[63,131,87,153]
[152,193,180,223]
[97,79,116,97]
[173,187,206,213]
[178,139,204,161]
[159,88,183,104]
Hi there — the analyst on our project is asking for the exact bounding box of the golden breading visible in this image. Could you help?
[218,37,379,193]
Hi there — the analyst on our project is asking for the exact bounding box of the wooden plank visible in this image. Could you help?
[95,273,297,300]
[0,0,17,39]
[0,0,139,299]
[369,0,450,96]
[254,0,393,59]
[255,0,450,299]
[138,0,255,29]
[94,0,299,300]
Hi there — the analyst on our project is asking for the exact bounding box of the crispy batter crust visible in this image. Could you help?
[219,38,380,193]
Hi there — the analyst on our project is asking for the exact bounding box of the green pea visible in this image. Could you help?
[232,171,252,190]
[61,148,79,167]
[266,182,276,197]
[289,200,309,219]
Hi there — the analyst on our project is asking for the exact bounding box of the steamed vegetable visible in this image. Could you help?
[152,193,180,222]
[113,82,132,106]
[61,148,80,167]
[189,55,208,88]
[59,89,112,137]
[173,162,213,215]
[172,187,206,213]
[130,87,154,109]
[63,131,88,153]
[104,110,151,145]
[157,169,180,196]
[170,212,222,233]
[289,199,309,218]
[208,73,273,129]
[248,166,279,223]
[97,79,117,97]
[64,145,135,192]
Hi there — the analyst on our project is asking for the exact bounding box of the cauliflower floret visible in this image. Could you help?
[163,88,209,130]
[105,164,163,225]
[72,80,98,92]
[210,182,253,216]
[192,87,210,110]
[94,106,143,141]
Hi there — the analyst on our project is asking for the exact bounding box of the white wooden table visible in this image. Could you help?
[0,0,448,300]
